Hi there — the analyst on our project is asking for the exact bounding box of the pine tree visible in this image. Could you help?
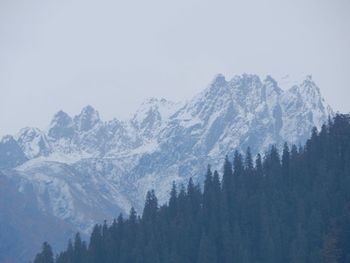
[88,225,103,263]
[233,150,244,177]
[143,190,158,223]
[34,242,54,263]
[282,143,290,177]
[73,233,84,263]
[322,229,341,263]
[222,156,233,192]
[169,182,177,218]
[256,153,263,176]
[197,233,217,263]
[245,147,254,171]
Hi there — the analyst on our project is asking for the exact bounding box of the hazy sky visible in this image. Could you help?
[1,0,349,136]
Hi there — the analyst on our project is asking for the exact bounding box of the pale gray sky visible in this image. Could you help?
[1,0,349,136]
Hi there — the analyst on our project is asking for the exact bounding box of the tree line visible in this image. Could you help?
[34,114,350,263]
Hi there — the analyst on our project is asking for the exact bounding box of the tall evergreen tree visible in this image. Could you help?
[34,242,54,263]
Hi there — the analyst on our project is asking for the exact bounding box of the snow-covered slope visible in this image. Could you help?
[0,74,333,262]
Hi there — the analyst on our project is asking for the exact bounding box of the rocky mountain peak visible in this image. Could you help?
[264,75,282,94]
[16,127,50,159]
[134,98,177,121]
[1,135,16,144]
[74,105,101,132]
[17,127,41,140]
[131,98,179,140]
[285,75,326,112]
[197,74,231,106]
[48,110,74,139]
[211,73,227,86]
[0,135,27,169]
[299,75,322,97]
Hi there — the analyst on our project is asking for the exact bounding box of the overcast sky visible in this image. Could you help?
[1,0,349,136]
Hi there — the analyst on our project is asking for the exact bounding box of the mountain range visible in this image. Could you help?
[0,73,333,262]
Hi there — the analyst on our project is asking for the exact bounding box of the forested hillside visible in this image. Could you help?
[34,114,350,263]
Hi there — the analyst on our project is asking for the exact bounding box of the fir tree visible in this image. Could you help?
[34,242,54,263]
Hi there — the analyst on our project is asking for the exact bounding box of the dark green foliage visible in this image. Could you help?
[35,114,350,263]
[34,242,54,263]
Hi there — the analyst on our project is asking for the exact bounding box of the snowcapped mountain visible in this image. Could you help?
[0,74,333,262]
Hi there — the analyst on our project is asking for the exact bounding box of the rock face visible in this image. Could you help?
[0,74,333,262]
[0,135,27,169]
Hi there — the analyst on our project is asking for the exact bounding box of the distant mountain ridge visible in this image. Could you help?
[0,73,333,262]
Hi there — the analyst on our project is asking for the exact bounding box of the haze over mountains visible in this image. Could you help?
[0,74,333,262]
